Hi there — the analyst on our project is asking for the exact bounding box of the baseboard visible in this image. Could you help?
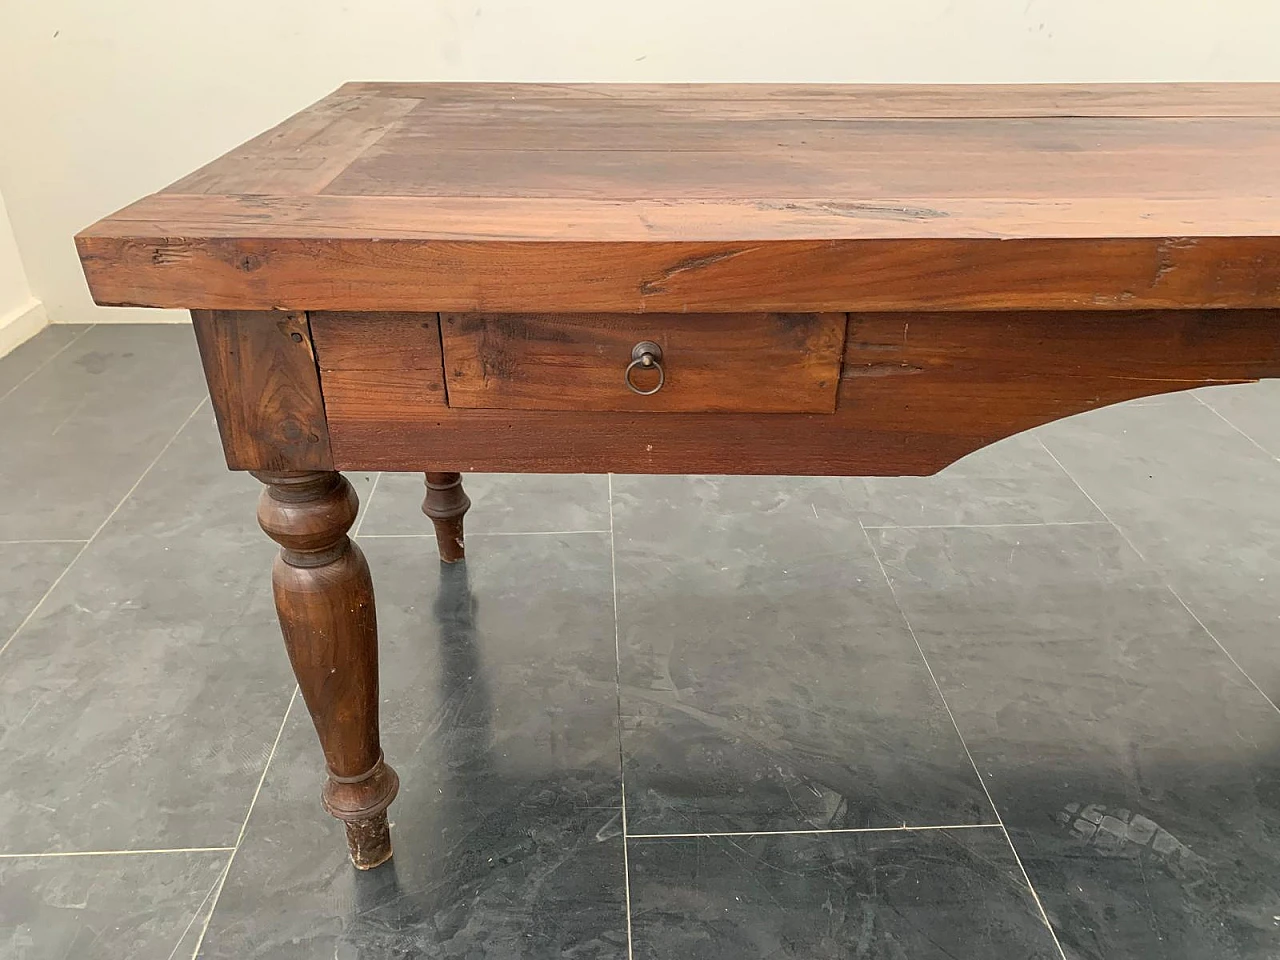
[0,298,49,359]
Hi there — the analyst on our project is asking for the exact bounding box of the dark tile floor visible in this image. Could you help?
[3,324,1280,959]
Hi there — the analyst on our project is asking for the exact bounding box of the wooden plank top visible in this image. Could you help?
[77,83,1280,313]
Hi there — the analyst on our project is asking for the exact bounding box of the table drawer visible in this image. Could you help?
[439,312,847,413]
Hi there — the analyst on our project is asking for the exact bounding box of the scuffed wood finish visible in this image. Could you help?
[440,312,846,413]
[80,235,1280,313]
[76,194,1280,243]
[326,121,1280,200]
[77,82,1280,313]
[308,311,447,437]
[422,472,470,563]
[167,93,420,195]
[191,310,331,471]
[312,309,1280,476]
[255,470,399,869]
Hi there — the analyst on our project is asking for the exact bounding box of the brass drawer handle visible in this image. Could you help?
[625,341,665,396]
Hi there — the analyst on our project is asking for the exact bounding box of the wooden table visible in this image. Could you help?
[76,82,1280,870]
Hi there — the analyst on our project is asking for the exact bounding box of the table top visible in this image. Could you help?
[77,83,1280,313]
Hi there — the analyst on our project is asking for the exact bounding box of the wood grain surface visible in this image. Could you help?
[254,470,398,868]
[77,82,1280,313]
[421,472,471,563]
[308,311,447,437]
[439,312,846,413]
[191,310,332,471]
[311,309,1280,476]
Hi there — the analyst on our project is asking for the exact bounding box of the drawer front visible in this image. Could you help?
[440,312,847,413]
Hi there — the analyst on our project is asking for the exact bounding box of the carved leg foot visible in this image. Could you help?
[255,470,400,869]
[422,472,471,563]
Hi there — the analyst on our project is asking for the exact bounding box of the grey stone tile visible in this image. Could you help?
[0,413,299,853]
[0,541,81,643]
[9,320,1280,955]
[1039,397,1280,705]
[870,522,1280,960]
[629,828,1060,960]
[0,324,87,400]
[0,324,210,541]
[1117,391,1198,408]
[358,471,611,537]
[198,535,625,959]
[0,851,227,960]
[843,430,1103,528]
[1194,380,1280,460]
[612,475,993,836]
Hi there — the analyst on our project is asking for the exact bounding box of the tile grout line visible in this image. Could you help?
[607,474,635,960]
[0,395,209,662]
[1168,587,1280,716]
[859,519,1069,960]
[0,322,97,405]
[0,539,91,545]
[166,865,230,960]
[189,685,299,960]
[359,529,611,539]
[1034,437,1144,559]
[0,846,235,859]
[862,520,1109,531]
[1193,392,1280,462]
[353,471,382,539]
[629,823,1003,840]
[1037,435,1280,719]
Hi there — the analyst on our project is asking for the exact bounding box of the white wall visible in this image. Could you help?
[0,191,30,317]
[2,0,1280,325]
[0,188,46,355]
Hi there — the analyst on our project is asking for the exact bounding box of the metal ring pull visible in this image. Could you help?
[625,341,665,396]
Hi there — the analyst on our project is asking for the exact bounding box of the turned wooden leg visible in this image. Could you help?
[422,472,471,563]
[254,470,399,869]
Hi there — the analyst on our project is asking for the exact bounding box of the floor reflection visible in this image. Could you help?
[339,552,627,958]
[349,559,489,941]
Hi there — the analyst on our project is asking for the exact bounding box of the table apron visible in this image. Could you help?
[192,308,1280,476]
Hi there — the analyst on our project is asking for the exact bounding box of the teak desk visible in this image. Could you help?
[77,82,1280,869]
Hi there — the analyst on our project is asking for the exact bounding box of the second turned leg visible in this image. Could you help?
[255,470,400,869]
[422,472,471,563]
